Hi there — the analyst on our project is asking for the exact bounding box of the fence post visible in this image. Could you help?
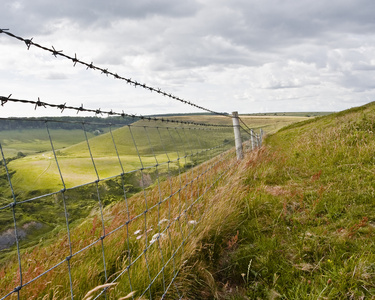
[232,111,244,160]
[259,129,263,146]
[250,129,255,151]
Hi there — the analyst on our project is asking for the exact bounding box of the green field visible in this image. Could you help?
[5,121,235,192]
[0,115,308,199]
[159,114,310,134]
[0,129,99,158]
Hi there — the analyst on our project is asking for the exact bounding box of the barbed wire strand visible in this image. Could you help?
[0,95,233,128]
[0,29,230,117]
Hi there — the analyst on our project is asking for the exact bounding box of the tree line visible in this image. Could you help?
[0,116,135,131]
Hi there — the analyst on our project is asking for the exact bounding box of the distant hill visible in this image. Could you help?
[0,116,135,131]
[244,111,334,117]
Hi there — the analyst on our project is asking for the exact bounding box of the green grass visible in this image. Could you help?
[177,102,375,299]
[0,129,100,158]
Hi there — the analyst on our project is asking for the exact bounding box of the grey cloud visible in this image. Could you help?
[46,72,68,80]
[2,0,201,35]
[198,0,375,56]
[339,71,375,92]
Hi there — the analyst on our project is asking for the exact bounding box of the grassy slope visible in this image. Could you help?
[178,102,375,299]
[7,120,234,192]
[0,147,239,299]
[0,129,98,158]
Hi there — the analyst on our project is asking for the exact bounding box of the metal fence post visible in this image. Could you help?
[232,111,243,160]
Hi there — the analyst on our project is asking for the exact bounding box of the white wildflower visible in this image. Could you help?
[152,233,161,239]
[158,218,169,225]
[188,220,197,225]
[134,229,142,235]
[136,235,142,240]
[149,233,166,244]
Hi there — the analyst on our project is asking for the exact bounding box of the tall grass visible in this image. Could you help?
[177,102,375,299]
[0,146,237,299]
[0,113,244,299]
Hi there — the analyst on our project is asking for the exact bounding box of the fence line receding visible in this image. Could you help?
[0,28,263,299]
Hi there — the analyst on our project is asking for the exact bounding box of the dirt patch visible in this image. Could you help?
[263,185,289,196]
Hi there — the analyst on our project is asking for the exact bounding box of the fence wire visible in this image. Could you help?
[0,95,232,128]
[0,116,261,299]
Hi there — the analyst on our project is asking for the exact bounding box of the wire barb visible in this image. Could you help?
[34,97,46,110]
[1,94,11,106]
[77,103,84,114]
[87,62,94,70]
[51,46,63,57]
[72,53,78,66]
[24,38,33,50]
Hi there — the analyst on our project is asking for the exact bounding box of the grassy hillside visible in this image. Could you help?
[178,102,375,299]
[0,129,98,158]
[0,116,133,158]
[0,146,239,299]
[0,114,311,299]
[6,120,234,192]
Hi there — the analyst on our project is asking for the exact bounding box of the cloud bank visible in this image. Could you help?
[1,0,375,116]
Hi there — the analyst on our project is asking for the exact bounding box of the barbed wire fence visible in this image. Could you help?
[0,29,263,299]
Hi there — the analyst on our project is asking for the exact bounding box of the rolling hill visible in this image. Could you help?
[178,102,375,299]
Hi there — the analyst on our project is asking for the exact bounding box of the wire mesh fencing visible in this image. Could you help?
[0,28,263,299]
[0,116,260,299]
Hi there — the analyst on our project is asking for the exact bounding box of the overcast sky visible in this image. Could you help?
[1,0,375,117]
